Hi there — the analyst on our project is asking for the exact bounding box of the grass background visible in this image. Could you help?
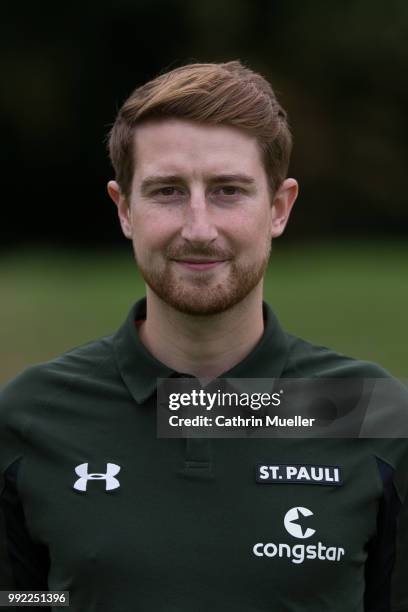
[1,241,407,386]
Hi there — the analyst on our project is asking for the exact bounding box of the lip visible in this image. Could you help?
[172,260,227,271]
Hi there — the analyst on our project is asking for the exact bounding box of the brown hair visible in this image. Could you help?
[107,61,292,200]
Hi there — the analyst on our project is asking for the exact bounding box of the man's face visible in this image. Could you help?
[109,119,296,316]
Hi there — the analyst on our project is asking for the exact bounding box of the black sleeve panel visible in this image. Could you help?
[391,488,408,612]
[0,458,50,611]
[364,457,403,612]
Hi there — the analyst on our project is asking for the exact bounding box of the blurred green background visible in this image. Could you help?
[1,0,407,383]
[1,241,406,385]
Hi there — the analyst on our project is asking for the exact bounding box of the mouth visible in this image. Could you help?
[171,259,228,271]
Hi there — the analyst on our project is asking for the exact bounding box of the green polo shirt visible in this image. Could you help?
[0,298,407,611]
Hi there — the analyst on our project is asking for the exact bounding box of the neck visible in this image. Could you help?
[138,285,265,379]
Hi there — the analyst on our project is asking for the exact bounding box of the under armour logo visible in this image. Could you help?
[73,462,121,492]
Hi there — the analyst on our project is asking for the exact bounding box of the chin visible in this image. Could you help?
[153,283,254,316]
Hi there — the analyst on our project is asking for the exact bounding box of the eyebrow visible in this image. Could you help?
[210,174,257,186]
[140,175,183,194]
[140,173,257,194]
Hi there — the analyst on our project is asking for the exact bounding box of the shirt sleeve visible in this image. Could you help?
[391,489,408,612]
[0,463,51,612]
[0,458,50,586]
[0,374,51,610]
[364,455,408,612]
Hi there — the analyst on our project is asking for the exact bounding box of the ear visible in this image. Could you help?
[270,178,298,238]
[107,180,132,239]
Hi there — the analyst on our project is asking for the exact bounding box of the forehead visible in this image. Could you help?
[132,119,265,180]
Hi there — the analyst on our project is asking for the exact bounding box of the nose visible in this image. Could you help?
[180,190,218,246]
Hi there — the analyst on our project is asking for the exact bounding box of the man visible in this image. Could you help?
[0,61,407,611]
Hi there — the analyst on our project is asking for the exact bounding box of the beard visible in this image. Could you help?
[134,240,271,316]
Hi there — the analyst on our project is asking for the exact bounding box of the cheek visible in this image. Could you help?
[131,211,180,252]
[226,211,272,249]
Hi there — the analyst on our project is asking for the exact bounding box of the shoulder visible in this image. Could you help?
[284,331,408,426]
[0,334,115,428]
[284,332,408,484]
[284,332,394,379]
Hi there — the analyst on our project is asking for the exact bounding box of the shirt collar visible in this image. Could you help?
[112,297,289,404]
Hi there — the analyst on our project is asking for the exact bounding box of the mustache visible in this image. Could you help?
[166,245,234,260]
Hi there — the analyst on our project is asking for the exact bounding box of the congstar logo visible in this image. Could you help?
[253,506,345,564]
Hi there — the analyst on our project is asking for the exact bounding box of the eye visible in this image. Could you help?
[150,186,186,201]
[220,186,239,195]
[213,185,244,199]
[157,186,180,196]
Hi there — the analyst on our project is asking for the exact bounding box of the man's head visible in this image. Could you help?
[107,61,298,316]
[108,61,292,202]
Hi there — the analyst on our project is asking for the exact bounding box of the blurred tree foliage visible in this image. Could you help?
[1,0,407,246]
